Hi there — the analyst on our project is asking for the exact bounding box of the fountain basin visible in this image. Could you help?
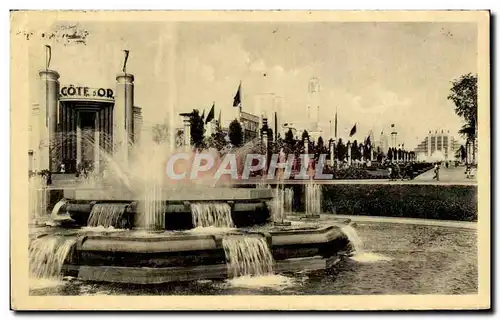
[37,223,350,284]
[55,198,272,230]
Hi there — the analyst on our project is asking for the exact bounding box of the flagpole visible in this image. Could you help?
[334,106,338,140]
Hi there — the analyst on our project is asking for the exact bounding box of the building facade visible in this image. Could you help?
[239,111,260,142]
[29,69,142,173]
[413,130,461,161]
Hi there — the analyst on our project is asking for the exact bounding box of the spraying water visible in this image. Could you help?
[29,236,77,279]
[284,188,294,214]
[305,183,321,216]
[29,174,47,221]
[87,203,128,228]
[191,203,234,228]
[142,182,164,230]
[271,186,285,223]
[222,235,274,277]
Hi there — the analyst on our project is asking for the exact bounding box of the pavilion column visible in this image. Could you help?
[183,118,191,146]
[38,69,60,171]
[347,142,352,166]
[76,112,82,167]
[114,73,135,167]
[330,140,335,165]
[94,112,100,172]
[427,132,431,157]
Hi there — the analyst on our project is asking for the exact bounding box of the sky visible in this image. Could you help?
[24,20,477,149]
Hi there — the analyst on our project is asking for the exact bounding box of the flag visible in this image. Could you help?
[122,50,130,73]
[45,45,52,69]
[205,103,215,124]
[349,124,357,137]
[334,111,338,138]
[233,83,241,107]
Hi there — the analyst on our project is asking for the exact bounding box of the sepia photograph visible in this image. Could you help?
[10,10,490,310]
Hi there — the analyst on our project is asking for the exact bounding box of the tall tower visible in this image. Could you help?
[308,78,320,133]
[390,124,398,149]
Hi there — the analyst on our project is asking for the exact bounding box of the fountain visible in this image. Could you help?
[29,129,355,284]
[284,188,294,214]
[29,174,47,223]
[191,202,234,228]
[87,203,129,228]
[305,183,321,218]
[29,235,77,279]
[222,235,274,277]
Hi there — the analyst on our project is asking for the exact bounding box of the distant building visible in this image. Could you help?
[413,130,461,161]
[239,111,260,142]
[30,69,142,173]
[375,131,390,154]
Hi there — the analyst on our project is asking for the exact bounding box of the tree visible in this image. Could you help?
[301,130,309,142]
[285,129,294,145]
[316,136,325,154]
[456,145,467,161]
[205,126,227,150]
[336,138,345,161]
[284,129,295,153]
[151,123,169,144]
[190,109,205,148]
[267,128,274,143]
[448,73,477,162]
[229,119,243,147]
[351,140,359,160]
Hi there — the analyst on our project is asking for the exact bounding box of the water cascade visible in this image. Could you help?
[305,183,321,216]
[340,225,392,262]
[340,225,364,253]
[191,203,234,228]
[222,235,274,277]
[87,203,128,228]
[29,236,77,279]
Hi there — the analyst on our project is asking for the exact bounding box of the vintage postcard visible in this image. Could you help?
[10,10,490,310]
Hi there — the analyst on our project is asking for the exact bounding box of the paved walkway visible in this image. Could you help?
[327,214,477,230]
[414,165,476,183]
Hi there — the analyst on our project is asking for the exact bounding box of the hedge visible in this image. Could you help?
[289,184,477,222]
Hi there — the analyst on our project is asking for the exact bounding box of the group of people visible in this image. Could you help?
[75,162,94,179]
[464,164,475,179]
[387,162,415,181]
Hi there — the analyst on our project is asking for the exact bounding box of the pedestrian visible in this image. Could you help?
[394,163,403,181]
[432,162,440,181]
[388,166,393,181]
